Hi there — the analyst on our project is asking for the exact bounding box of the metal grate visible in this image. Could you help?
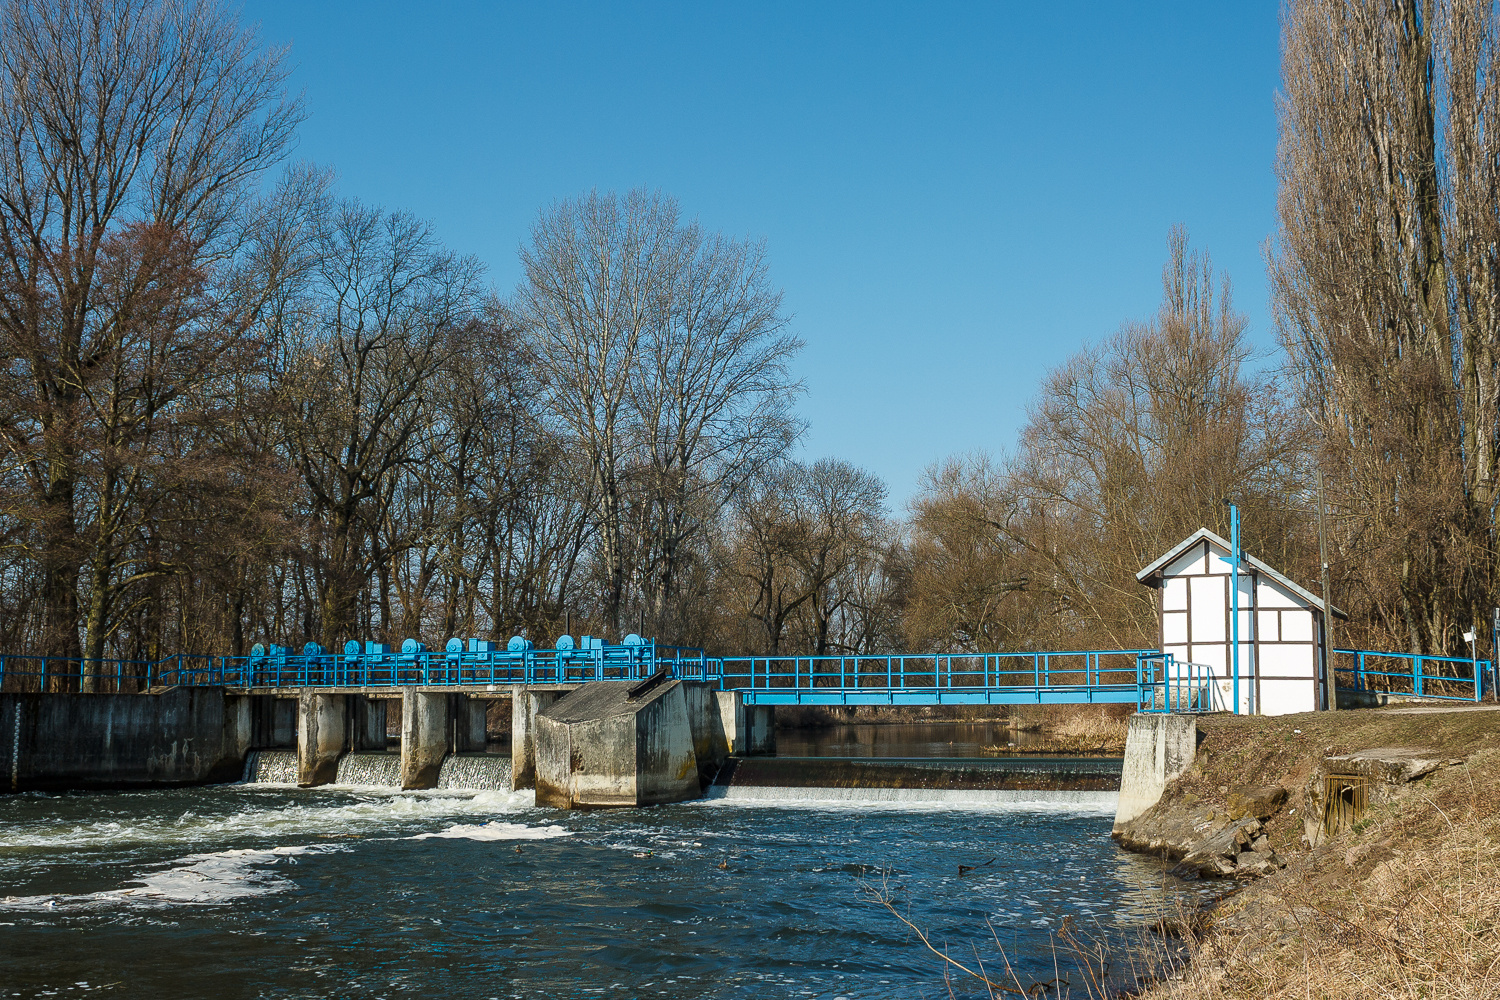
[1322,773,1368,837]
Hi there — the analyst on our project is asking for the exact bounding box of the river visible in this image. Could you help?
[0,727,1194,999]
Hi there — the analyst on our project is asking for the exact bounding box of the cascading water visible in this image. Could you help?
[243,750,512,790]
[437,754,512,790]
[333,753,402,787]
[244,750,297,784]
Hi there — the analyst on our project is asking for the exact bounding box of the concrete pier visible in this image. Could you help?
[510,686,565,791]
[715,691,776,756]
[400,690,451,790]
[535,679,724,809]
[297,693,347,787]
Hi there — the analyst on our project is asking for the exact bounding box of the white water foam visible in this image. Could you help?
[698,785,1119,813]
[245,749,298,784]
[409,821,569,842]
[1,845,327,911]
[244,750,514,792]
[0,788,536,852]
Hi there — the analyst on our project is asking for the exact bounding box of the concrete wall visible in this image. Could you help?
[744,704,775,755]
[1112,713,1198,830]
[1,688,250,793]
[682,683,728,785]
[634,684,702,806]
[351,696,388,751]
[462,698,488,751]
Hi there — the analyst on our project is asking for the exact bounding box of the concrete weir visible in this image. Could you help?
[1,681,762,798]
[534,678,731,808]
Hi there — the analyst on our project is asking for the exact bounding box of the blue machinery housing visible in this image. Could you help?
[0,638,1493,712]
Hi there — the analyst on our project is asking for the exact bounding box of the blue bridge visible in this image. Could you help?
[0,635,1492,712]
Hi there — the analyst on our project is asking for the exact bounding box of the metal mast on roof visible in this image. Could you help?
[1228,502,1241,715]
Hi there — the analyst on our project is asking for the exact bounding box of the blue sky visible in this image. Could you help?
[253,2,1284,511]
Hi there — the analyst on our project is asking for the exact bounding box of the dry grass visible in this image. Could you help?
[1143,746,1500,999]
[983,707,1130,754]
[1049,709,1129,749]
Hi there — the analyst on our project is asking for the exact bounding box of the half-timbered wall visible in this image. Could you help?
[1153,537,1321,715]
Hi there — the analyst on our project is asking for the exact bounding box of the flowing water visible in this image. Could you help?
[4,729,1179,998]
[244,752,514,791]
[0,769,1201,999]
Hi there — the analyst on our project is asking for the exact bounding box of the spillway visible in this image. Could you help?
[242,750,511,791]
[704,755,1121,807]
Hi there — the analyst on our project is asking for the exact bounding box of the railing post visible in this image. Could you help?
[1415,655,1424,698]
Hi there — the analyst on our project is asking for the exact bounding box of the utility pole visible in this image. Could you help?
[1317,469,1338,711]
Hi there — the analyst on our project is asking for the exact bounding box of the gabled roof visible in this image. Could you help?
[1136,527,1346,619]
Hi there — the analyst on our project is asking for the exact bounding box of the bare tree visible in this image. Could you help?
[631,225,803,629]
[899,231,1308,655]
[1274,0,1500,655]
[516,190,683,633]
[517,189,802,637]
[904,455,1034,652]
[725,458,887,656]
[276,200,482,646]
[0,0,300,672]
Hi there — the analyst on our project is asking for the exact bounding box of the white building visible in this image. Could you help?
[1136,527,1341,716]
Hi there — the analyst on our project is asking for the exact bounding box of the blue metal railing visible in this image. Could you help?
[1334,648,1491,703]
[716,649,1160,706]
[1136,654,1219,713]
[0,638,709,693]
[3,640,1490,712]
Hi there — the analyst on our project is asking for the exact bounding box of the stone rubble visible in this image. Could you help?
[1113,783,1290,880]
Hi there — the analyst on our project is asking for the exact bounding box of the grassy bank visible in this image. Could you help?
[1138,706,1500,1000]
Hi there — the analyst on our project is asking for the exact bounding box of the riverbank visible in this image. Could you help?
[1129,705,1500,999]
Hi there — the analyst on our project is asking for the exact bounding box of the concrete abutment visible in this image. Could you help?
[534,680,746,809]
[1112,712,1198,831]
